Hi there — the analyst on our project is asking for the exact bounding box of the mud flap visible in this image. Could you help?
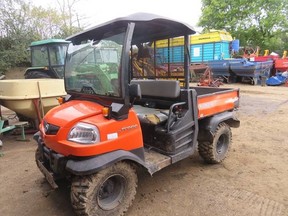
[36,159,58,189]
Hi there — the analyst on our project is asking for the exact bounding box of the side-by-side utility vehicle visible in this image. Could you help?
[34,13,240,216]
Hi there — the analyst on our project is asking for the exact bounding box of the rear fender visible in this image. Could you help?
[66,149,145,176]
[198,111,240,142]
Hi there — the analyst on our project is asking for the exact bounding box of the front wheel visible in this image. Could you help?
[198,122,232,164]
[71,162,138,216]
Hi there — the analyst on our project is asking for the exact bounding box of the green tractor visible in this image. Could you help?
[24,39,70,79]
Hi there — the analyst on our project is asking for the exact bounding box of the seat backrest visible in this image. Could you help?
[131,79,180,98]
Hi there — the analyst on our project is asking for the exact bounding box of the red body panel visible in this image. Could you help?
[275,58,288,72]
[45,100,102,127]
[197,89,239,119]
[41,100,143,157]
[253,56,279,62]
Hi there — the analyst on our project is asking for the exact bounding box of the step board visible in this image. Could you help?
[144,148,171,174]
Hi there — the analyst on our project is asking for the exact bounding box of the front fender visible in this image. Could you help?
[66,148,145,175]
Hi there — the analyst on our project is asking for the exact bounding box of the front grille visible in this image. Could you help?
[43,120,60,135]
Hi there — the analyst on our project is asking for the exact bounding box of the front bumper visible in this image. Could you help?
[35,133,67,189]
[36,135,67,175]
[36,159,59,189]
[34,132,145,181]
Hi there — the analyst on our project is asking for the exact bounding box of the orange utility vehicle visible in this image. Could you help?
[34,13,240,216]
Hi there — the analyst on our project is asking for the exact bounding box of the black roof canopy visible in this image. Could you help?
[67,13,196,44]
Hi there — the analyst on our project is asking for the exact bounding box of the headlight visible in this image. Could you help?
[68,122,100,144]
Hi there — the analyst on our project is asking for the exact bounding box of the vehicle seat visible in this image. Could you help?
[130,79,180,98]
[133,105,168,125]
[131,79,181,125]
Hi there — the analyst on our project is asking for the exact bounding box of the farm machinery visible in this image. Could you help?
[25,39,70,79]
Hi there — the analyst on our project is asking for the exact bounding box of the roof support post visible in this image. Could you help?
[184,34,190,89]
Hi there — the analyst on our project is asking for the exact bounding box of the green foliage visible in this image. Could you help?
[0,0,84,73]
[199,0,288,54]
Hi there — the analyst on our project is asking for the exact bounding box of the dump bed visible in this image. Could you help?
[192,86,239,119]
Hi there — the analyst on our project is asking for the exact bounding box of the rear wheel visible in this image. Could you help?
[198,122,232,164]
[71,162,138,216]
[25,71,51,79]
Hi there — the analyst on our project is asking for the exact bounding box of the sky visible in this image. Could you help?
[31,0,203,32]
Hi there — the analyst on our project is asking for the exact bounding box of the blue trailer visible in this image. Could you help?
[230,59,273,85]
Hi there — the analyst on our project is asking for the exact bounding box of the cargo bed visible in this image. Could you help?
[192,86,239,118]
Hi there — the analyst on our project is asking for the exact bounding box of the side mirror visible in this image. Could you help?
[129,83,141,99]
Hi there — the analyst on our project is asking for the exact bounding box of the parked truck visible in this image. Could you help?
[34,13,240,216]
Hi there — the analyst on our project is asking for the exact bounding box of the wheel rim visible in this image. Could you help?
[216,134,228,155]
[97,174,126,210]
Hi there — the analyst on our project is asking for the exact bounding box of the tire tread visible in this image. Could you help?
[198,122,232,164]
[71,162,137,216]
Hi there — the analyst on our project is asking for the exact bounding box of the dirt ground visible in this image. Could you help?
[0,69,288,216]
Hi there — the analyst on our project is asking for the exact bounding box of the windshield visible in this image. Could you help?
[49,44,68,66]
[31,44,68,67]
[49,44,68,78]
[65,31,125,97]
[31,44,68,78]
[31,46,49,67]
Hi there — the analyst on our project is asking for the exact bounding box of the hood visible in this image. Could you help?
[43,100,103,127]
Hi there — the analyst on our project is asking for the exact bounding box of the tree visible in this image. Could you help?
[0,0,85,73]
[0,0,36,71]
[55,0,86,38]
[198,0,288,54]
[29,6,66,39]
